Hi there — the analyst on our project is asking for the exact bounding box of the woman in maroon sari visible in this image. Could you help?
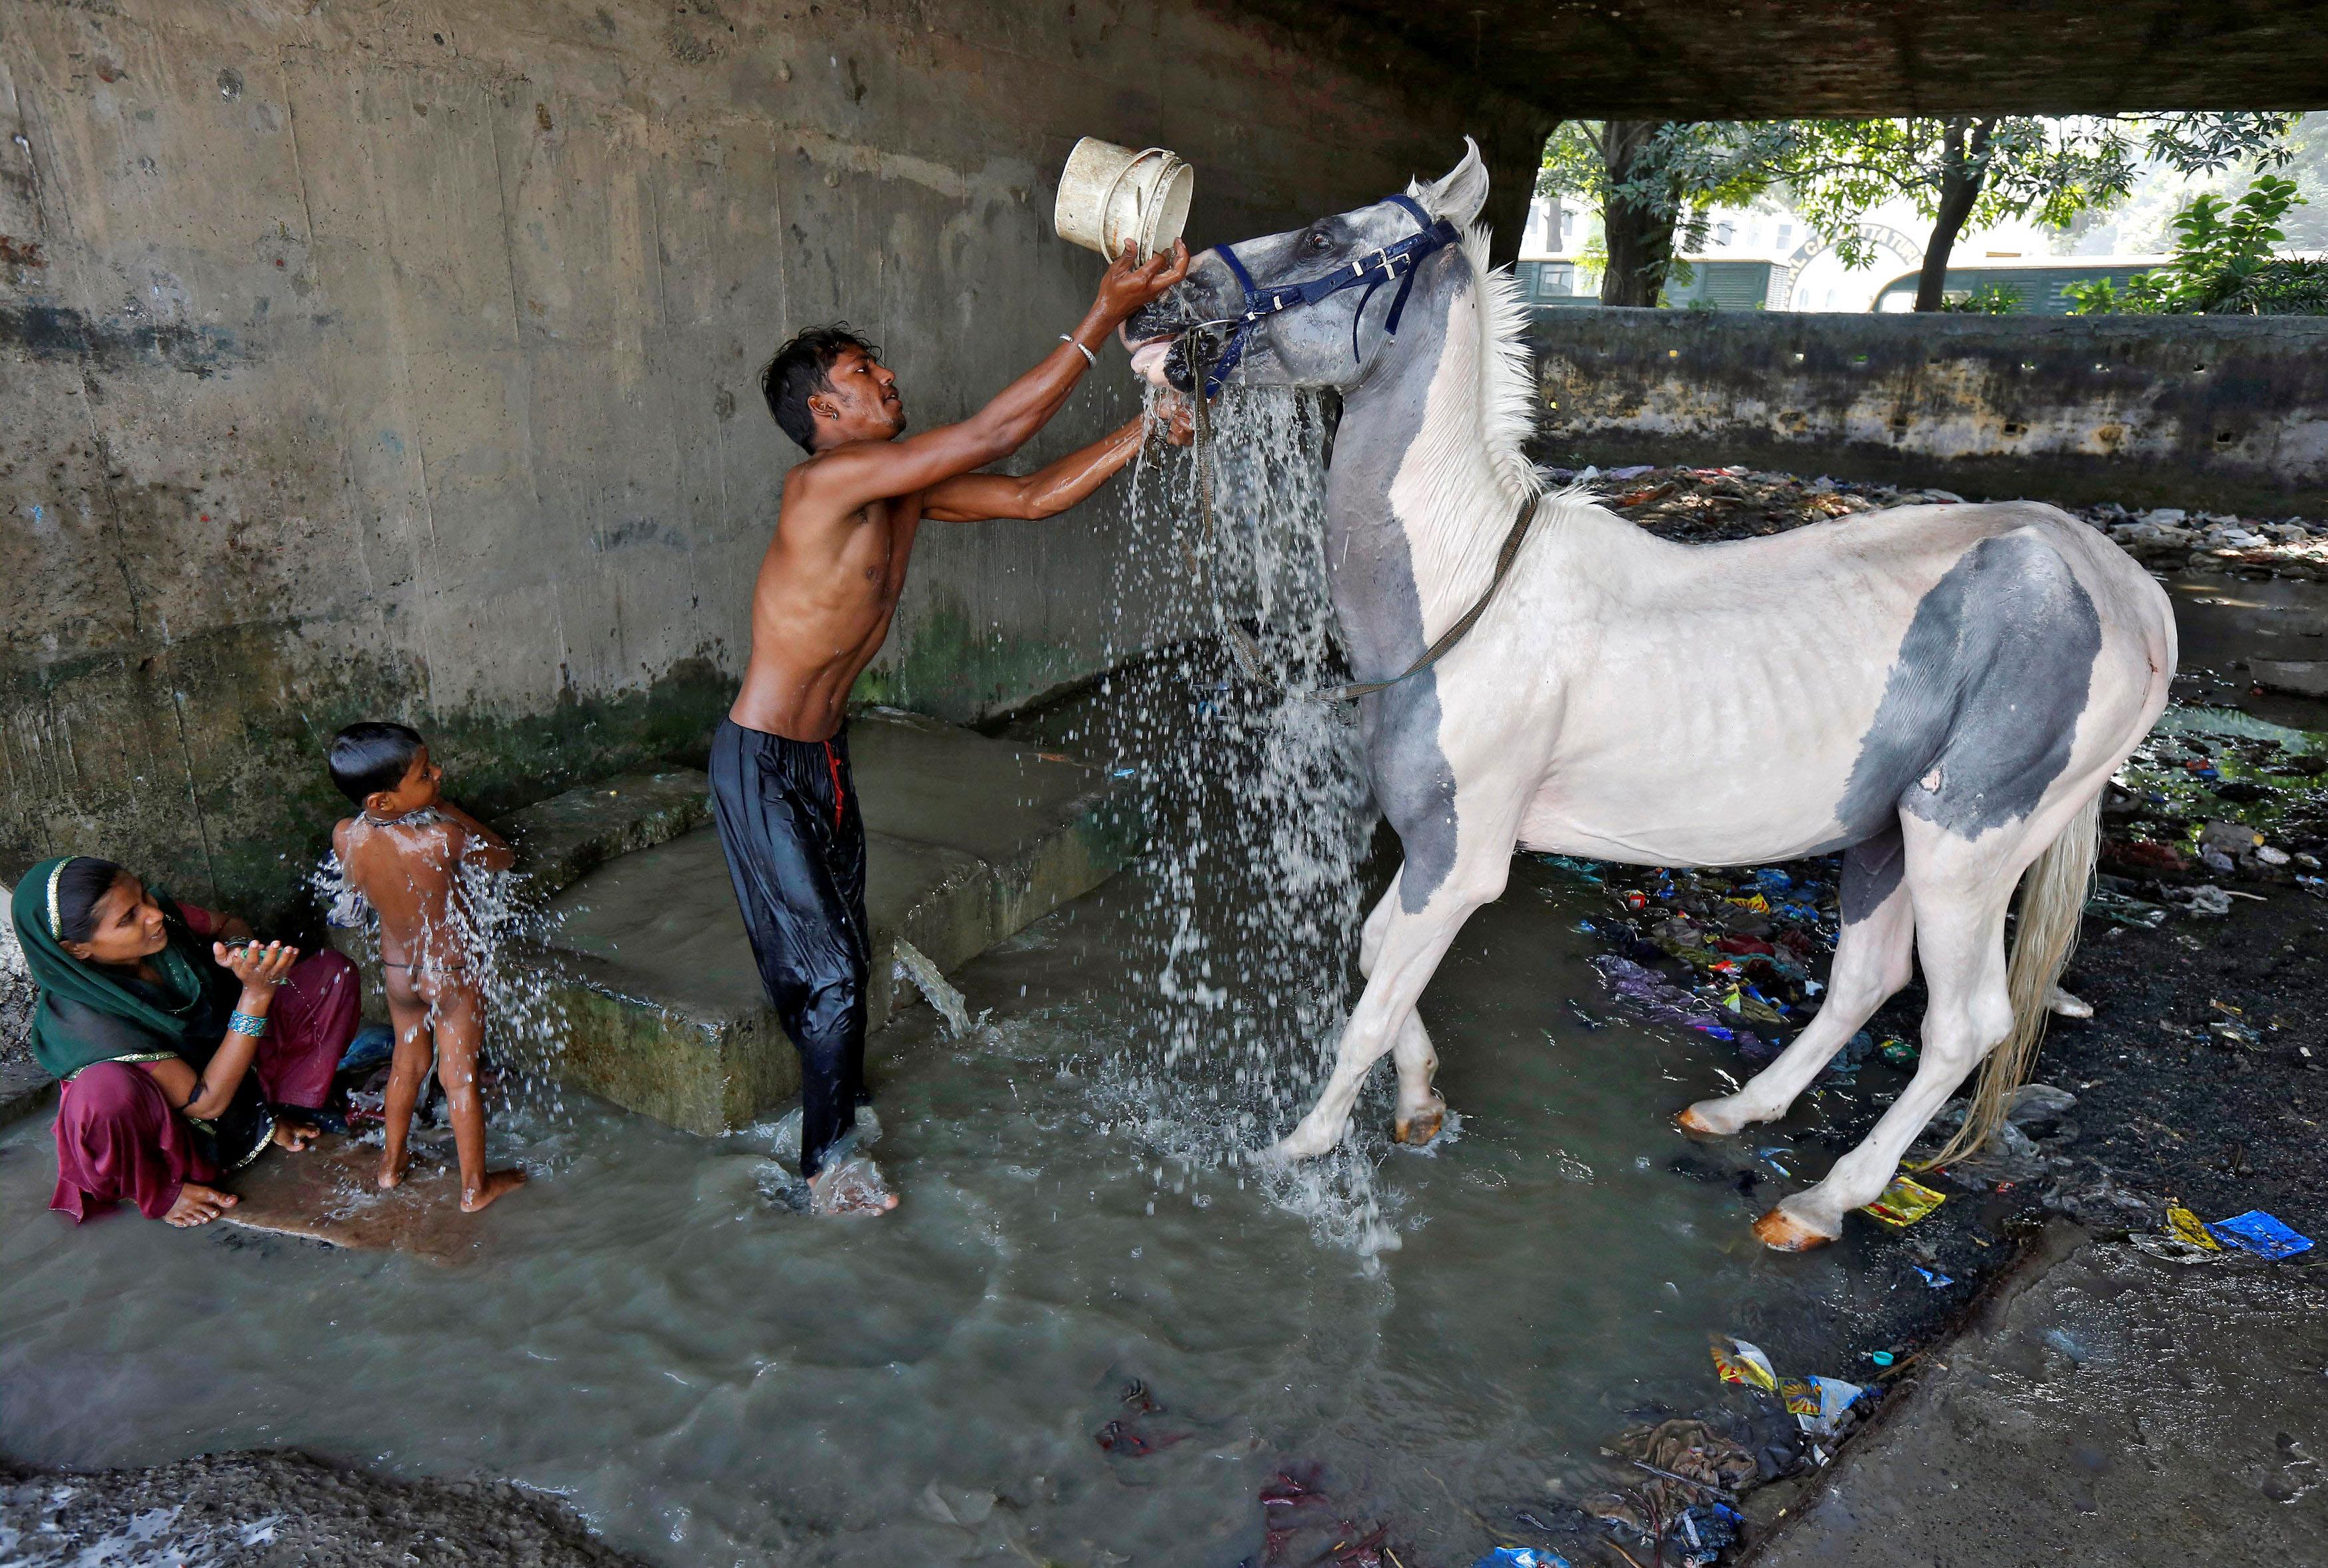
[15,856,359,1228]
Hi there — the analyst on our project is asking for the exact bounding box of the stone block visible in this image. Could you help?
[515,712,1130,1136]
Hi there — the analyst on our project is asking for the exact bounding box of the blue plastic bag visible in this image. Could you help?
[2207,1210,2313,1259]
[1473,1550,1572,1568]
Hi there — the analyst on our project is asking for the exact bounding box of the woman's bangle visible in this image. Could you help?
[228,1008,269,1038]
[1060,333,1096,368]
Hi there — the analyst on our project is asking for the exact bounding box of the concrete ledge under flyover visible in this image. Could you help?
[1530,310,2328,517]
[515,712,1134,1137]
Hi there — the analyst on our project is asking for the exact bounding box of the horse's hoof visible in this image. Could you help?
[1752,1206,1836,1252]
[1674,1103,1728,1138]
[1393,1097,1446,1147]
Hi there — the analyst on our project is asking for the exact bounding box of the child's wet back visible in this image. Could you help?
[326,722,526,1214]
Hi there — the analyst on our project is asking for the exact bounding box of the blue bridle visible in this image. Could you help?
[1195,193,1460,396]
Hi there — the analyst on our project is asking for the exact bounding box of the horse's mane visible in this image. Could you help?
[1385,192,1554,612]
[1453,221,1547,509]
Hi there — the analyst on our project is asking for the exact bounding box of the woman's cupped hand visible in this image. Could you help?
[214,938,300,990]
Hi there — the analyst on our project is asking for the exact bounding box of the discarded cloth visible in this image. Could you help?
[1582,1417,1759,1542]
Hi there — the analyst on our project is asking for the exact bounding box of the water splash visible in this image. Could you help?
[310,829,577,1129]
[1071,388,1401,1266]
[894,937,984,1038]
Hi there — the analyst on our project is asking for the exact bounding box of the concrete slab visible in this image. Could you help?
[219,1134,488,1263]
[0,1061,54,1132]
[499,768,714,896]
[519,711,1131,1135]
[1745,1226,2328,1567]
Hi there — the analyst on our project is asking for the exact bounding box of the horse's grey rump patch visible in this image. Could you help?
[1834,530,2103,842]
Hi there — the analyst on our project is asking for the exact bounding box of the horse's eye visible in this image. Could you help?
[1305,230,1332,254]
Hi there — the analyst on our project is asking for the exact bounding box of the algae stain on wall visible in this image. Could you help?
[853,590,1083,723]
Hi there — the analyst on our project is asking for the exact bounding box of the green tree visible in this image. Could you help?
[1537,120,1789,307]
[1761,114,2296,311]
[1557,114,2298,312]
[2067,175,2328,315]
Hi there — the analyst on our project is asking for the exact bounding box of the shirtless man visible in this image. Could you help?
[716,241,1191,1215]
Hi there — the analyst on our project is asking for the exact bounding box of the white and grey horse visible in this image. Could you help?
[1123,141,2174,1249]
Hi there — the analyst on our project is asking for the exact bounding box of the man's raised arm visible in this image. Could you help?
[923,396,1194,523]
[796,241,1189,513]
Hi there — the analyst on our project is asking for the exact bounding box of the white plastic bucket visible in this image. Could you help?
[1054,138,1194,262]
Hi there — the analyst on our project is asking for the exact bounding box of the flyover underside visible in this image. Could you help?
[1231,0,2328,117]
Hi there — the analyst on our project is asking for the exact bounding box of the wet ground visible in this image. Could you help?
[0,840,1928,1568]
[1751,1226,2328,1568]
[6,467,2328,1566]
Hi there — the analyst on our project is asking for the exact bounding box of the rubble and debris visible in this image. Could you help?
[1548,464,2328,582]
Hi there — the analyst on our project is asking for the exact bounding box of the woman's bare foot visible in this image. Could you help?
[272,1116,321,1153]
[162,1183,238,1228]
[460,1168,527,1213]
[378,1149,409,1191]
[809,1155,897,1217]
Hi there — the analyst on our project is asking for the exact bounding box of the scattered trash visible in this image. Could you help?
[1583,1418,1761,1548]
[1673,1503,1741,1566]
[2005,1083,2079,1126]
[1779,1373,1867,1441]
[1861,1174,1948,1228]
[1910,1263,1954,1288]
[1710,1335,1779,1393]
[2041,1158,2166,1232]
[1251,1468,1397,1567]
[2184,884,2235,918]
[2168,1203,2222,1251]
[2045,985,2094,1019]
[2132,1200,2232,1263]
[1473,1549,1571,1568]
[1867,1349,1896,1368]
[2208,1209,2314,1259]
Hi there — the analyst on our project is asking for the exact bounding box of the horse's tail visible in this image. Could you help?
[1930,790,2101,1168]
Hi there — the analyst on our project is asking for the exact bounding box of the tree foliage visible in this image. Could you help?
[1759,116,2294,272]
[1540,112,2300,311]
[2067,175,2328,316]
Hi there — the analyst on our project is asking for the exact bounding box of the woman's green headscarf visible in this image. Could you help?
[11,856,224,1081]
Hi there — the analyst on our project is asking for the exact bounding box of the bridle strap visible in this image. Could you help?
[1173,192,1528,706]
[1180,334,1540,706]
[1312,494,1538,704]
[1195,194,1461,396]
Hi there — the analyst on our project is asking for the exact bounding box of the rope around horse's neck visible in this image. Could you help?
[1178,328,1536,706]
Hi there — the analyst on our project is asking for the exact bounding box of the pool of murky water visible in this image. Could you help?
[0,845,1903,1567]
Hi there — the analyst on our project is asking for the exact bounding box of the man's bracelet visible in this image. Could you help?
[1060,334,1096,368]
[227,1009,269,1039]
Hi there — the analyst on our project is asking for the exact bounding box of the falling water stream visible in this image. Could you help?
[0,394,1902,1566]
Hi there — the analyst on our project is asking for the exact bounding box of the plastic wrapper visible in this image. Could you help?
[1860,1174,1947,1227]
[1709,1335,1777,1393]
[2207,1208,2313,1259]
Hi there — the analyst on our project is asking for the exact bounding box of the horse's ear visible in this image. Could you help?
[1420,137,1490,227]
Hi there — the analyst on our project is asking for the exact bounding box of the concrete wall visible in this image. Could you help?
[0,0,1513,919]
[1531,309,2328,516]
